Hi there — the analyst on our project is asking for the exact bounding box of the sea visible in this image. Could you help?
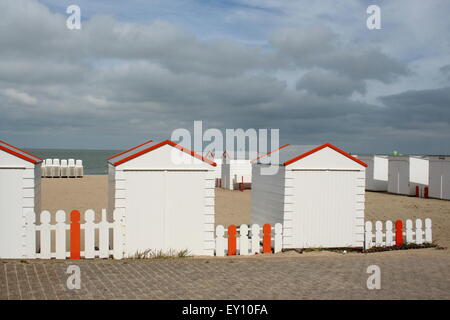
[25,149,121,175]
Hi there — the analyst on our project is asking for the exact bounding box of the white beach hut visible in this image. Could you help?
[388,156,429,195]
[221,151,253,190]
[428,156,450,200]
[0,140,42,258]
[251,143,367,249]
[108,140,216,257]
[357,155,388,191]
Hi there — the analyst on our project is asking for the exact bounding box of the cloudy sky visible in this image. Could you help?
[1,0,449,154]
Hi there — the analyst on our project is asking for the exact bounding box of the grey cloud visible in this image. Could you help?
[296,70,366,96]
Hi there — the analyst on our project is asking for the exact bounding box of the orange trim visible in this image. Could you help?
[107,139,154,160]
[70,210,81,260]
[282,143,368,167]
[227,225,237,256]
[251,144,290,162]
[263,224,272,254]
[0,145,41,164]
[0,140,43,161]
[395,220,403,246]
[112,140,216,167]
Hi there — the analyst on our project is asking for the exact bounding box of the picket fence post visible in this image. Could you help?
[395,220,403,246]
[375,221,383,246]
[263,224,271,253]
[70,210,81,259]
[239,224,249,255]
[425,218,432,243]
[364,221,373,249]
[85,209,95,259]
[227,225,237,256]
[99,209,109,258]
[405,219,413,244]
[251,224,260,254]
[415,219,423,245]
[385,220,394,246]
[40,211,51,259]
[215,225,226,257]
[55,210,66,259]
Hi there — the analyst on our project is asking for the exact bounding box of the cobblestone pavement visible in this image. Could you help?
[0,249,449,300]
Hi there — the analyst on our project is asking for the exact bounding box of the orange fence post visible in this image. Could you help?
[227,225,237,256]
[415,186,419,197]
[424,186,429,199]
[263,224,272,253]
[395,220,403,246]
[70,210,81,259]
[240,176,244,192]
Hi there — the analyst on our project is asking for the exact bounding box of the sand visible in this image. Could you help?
[41,175,450,249]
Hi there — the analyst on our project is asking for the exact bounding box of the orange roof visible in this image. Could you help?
[0,140,42,164]
[109,140,217,167]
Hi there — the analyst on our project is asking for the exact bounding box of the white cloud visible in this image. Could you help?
[2,88,38,105]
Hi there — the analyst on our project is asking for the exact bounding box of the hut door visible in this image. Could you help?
[292,170,358,248]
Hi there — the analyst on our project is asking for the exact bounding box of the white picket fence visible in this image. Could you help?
[25,209,123,259]
[364,218,432,249]
[41,159,83,178]
[215,223,283,256]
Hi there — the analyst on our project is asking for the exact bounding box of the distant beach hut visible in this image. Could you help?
[429,155,450,200]
[251,143,367,249]
[107,140,216,257]
[221,150,253,190]
[0,140,42,258]
[357,155,388,191]
[388,156,429,195]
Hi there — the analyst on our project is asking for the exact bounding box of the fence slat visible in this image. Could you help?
[55,210,66,259]
[70,210,81,259]
[364,221,373,249]
[375,221,383,246]
[215,225,225,257]
[274,223,282,253]
[251,224,260,254]
[84,209,95,259]
[415,219,423,245]
[40,211,51,259]
[227,225,237,256]
[25,211,36,259]
[113,209,123,259]
[385,220,393,246]
[405,219,413,244]
[99,209,109,258]
[395,220,403,246]
[263,224,271,253]
[239,224,249,255]
[425,218,432,243]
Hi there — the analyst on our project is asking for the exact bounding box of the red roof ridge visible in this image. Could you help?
[283,143,368,167]
[107,139,154,160]
[112,140,217,167]
[251,144,290,162]
[0,140,42,164]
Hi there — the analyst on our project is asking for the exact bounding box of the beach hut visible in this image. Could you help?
[428,156,450,200]
[388,156,429,195]
[251,143,367,249]
[108,140,216,257]
[357,155,388,191]
[221,151,252,190]
[0,140,42,258]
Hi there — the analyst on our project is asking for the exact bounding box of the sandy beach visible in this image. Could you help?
[41,175,450,249]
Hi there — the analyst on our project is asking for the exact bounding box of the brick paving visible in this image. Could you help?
[0,249,449,300]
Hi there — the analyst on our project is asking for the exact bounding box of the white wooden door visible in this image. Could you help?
[0,169,24,258]
[125,170,205,256]
[292,170,358,248]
